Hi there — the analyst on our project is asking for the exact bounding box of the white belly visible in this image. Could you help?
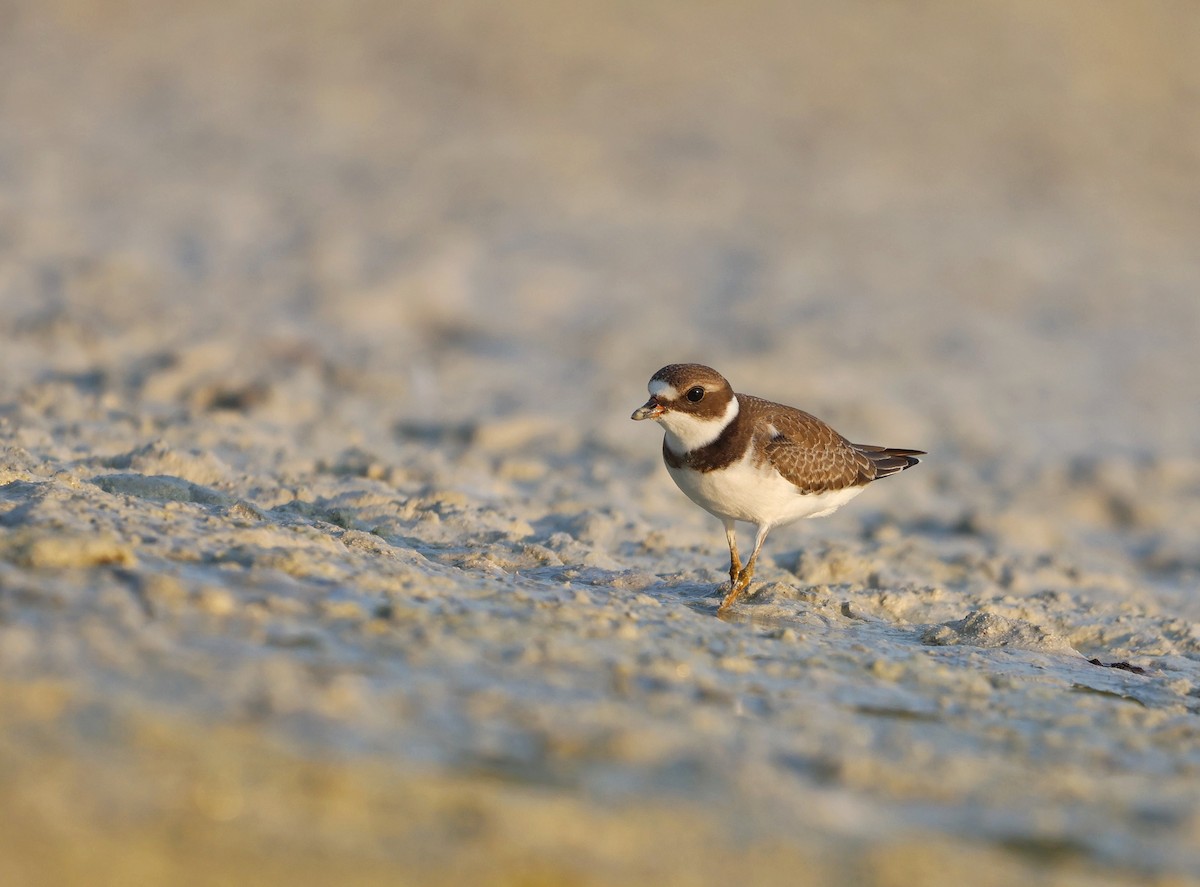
[666,450,864,528]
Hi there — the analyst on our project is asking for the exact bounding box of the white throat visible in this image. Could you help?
[660,395,739,454]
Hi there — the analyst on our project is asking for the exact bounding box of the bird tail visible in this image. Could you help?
[856,445,925,478]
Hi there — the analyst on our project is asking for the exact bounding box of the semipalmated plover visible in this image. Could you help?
[632,363,923,614]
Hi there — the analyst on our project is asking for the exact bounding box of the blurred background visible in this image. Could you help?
[3,0,1198,458]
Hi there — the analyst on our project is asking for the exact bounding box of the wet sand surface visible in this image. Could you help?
[2,2,1200,884]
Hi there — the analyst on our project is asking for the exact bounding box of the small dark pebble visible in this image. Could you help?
[1088,658,1147,675]
[201,382,271,412]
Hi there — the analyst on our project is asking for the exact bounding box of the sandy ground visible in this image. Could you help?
[2,1,1200,884]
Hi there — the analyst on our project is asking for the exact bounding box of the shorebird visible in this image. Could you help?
[632,363,923,614]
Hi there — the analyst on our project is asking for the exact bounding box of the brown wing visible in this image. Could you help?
[742,395,923,494]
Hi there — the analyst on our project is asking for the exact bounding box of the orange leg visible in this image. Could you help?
[717,524,770,616]
[723,519,741,590]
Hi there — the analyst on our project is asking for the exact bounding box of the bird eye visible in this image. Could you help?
[686,386,705,403]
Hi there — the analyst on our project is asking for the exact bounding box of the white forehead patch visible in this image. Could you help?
[648,379,679,400]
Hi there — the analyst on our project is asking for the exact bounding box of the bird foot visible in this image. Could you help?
[717,568,755,615]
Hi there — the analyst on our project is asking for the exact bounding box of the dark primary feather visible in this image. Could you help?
[854,445,925,478]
